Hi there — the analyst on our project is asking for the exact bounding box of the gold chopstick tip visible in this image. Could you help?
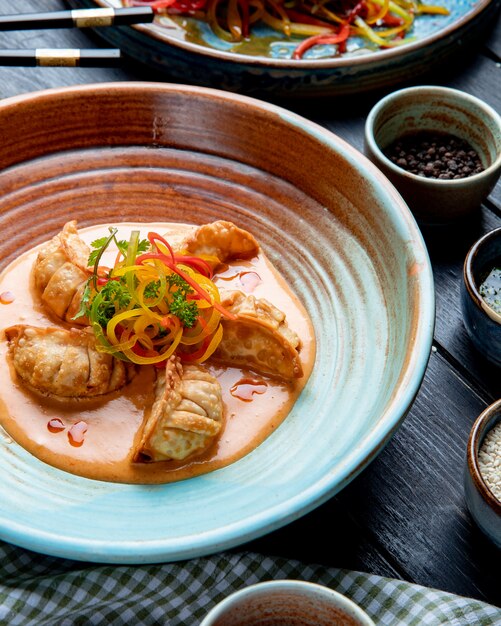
[71,8,115,28]
[36,48,80,67]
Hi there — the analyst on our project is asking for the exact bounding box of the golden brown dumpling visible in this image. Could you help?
[33,221,91,324]
[134,356,223,462]
[183,220,259,264]
[213,291,303,381]
[5,325,133,398]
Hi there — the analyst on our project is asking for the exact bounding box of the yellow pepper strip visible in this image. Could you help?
[228,0,243,39]
[107,309,144,346]
[193,325,224,363]
[386,0,414,24]
[374,24,409,37]
[121,327,183,365]
[207,0,235,42]
[249,0,265,24]
[265,0,292,36]
[415,4,449,15]
[366,0,390,24]
[353,15,409,46]
[180,309,221,345]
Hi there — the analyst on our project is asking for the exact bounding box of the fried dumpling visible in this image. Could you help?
[5,325,133,398]
[134,356,223,462]
[182,220,259,264]
[213,291,303,381]
[33,221,91,325]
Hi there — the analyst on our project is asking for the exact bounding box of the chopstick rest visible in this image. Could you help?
[0,48,121,67]
[0,7,154,30]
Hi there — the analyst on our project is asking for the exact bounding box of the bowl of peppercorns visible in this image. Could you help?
[364,86,501,225]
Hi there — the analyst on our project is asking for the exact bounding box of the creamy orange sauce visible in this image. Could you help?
[0,223,315,484]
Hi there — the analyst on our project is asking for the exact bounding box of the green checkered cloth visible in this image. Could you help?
[0,541,499,625]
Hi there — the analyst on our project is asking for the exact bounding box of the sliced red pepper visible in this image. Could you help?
[347,0,367,22]
[129,0,178,8]
[293,23,350,60]
[174,254,213,278]
[148,231,175,261]
[382,14,405,26]
[177,333,212,362]
[238,0,250,38]
[135,252,237,320]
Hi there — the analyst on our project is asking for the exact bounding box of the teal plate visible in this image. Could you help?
[65,0,499,96]
[0,83,434,563]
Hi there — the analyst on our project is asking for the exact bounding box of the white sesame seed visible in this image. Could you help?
[478,421,501,501]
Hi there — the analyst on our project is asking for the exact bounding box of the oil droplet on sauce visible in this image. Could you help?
[47,418,65,433]
[239,271,261,291]
[230,378,268,402]
[0,291,15,304]
[218,271,262,292]
[68,421,88,447]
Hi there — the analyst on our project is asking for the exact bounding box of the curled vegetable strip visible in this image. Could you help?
[86,229,234,365]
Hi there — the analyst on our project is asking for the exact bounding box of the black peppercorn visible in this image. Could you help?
[383,131,485,180]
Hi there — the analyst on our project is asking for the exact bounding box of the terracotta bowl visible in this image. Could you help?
[0,83,434,563]
[461,227,501,367]
[364,86,501,225]
[465,399,501,548]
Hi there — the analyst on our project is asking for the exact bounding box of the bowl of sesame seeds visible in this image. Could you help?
[465,399,501,548]
[364,85,501,225]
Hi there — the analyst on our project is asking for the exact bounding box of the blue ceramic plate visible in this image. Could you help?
[65,0,499,96]
[0,83,434,563]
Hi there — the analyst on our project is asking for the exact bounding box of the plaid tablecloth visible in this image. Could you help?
[0,542,499,625]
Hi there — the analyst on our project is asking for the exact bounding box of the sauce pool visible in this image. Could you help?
[0,222,315,484]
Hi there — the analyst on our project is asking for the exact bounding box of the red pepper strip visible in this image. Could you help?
[131,342,153,357]
[148,232,212,277]
[293,23,350,60]
[148,231,175,261]
[347,0,367,22]
[178,334,212,362]
[382,14,405,26]
[174,254,213,278]
[285,9,336,29]
[129,0,178,8]
[135,252,237,320]
[238,0,250,37]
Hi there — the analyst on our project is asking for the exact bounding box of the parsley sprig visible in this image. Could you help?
[74,229,200,330]
[88,233,150,267]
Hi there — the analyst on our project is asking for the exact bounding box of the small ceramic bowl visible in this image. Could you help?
[200,580,375,626]
[364,86,501,225]
[464,400,501,548]
[461,227,501,367]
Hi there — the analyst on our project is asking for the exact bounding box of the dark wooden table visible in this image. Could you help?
[1,0,500,609]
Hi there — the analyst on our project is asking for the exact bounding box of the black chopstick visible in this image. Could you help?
[0,7,154,31]
[0,48,121,67]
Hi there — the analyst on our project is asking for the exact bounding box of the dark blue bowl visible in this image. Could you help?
[461,228,501,367]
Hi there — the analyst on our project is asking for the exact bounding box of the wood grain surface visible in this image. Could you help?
[0,0,500,607]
